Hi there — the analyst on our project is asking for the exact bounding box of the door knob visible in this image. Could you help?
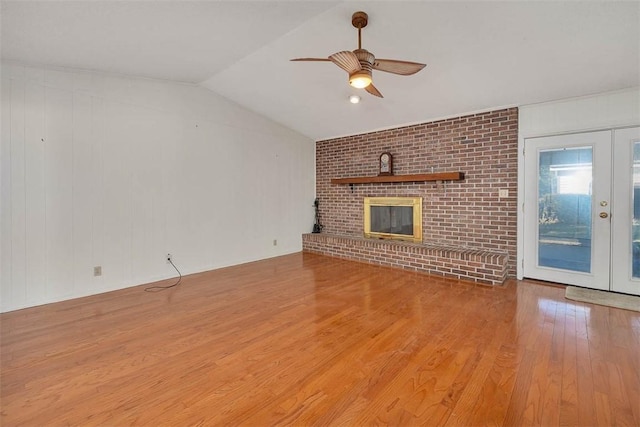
[599,212,609,219]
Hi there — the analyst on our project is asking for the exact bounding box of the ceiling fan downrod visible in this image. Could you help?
[351,11,368,50]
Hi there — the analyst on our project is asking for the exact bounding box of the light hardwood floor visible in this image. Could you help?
[1,253,639,426]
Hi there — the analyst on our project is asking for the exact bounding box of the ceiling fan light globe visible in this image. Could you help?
[349,72,372,89]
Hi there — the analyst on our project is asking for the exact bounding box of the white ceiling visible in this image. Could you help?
[2,1,639,140]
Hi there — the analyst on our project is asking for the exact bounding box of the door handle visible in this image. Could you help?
[599,212,609,219]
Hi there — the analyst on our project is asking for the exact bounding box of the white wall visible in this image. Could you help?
[0,63,315,312]
[516,87,640,279]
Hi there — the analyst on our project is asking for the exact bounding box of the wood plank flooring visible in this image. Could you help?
[1,253,639,426]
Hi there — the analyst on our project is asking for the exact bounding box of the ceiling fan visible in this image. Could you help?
[291,11,426,98]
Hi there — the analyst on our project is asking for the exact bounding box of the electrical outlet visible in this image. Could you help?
[93,266,102,276]
[273,239,277,246]
[499,189,509,198]
[167,253,172,263]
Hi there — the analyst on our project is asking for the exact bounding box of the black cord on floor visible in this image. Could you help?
[144,259,182,292]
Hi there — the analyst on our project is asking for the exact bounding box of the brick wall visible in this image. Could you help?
[315,108,518,277]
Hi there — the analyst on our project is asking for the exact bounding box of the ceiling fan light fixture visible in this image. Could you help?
[349,71,372,89]
[349,95,361,104]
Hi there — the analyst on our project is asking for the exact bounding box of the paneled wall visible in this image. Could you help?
[316,108,519,276]
[0,63,315,312]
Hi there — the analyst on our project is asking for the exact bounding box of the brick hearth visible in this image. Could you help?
[303,233,508,285]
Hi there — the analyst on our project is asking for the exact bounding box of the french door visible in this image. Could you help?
[611,127,640,294]
[523,127,640,295]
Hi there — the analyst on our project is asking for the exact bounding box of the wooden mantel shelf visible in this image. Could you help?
[331,172,465,185]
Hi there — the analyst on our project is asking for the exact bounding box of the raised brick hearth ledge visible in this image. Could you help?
[302,233,508,285]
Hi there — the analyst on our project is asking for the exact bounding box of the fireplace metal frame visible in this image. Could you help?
[363,196,423,243]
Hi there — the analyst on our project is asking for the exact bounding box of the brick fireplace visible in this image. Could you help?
[303,107,518,284]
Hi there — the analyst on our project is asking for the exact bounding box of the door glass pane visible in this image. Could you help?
[633,142,640,278]
[538,147,592,272]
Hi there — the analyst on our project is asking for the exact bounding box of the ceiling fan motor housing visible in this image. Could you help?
[349,49,375,87]
[354,49,374,70]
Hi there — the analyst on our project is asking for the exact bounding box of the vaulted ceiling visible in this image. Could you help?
[2,1,639,140]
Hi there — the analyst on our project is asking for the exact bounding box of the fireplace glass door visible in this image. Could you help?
[370,206,414,236]
[364,197,422,243]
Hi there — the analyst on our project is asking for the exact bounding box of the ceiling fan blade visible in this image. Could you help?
[365,83,383,98]
[290,58,332,62]
[329,51,362,73]
[372,59,426,76]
